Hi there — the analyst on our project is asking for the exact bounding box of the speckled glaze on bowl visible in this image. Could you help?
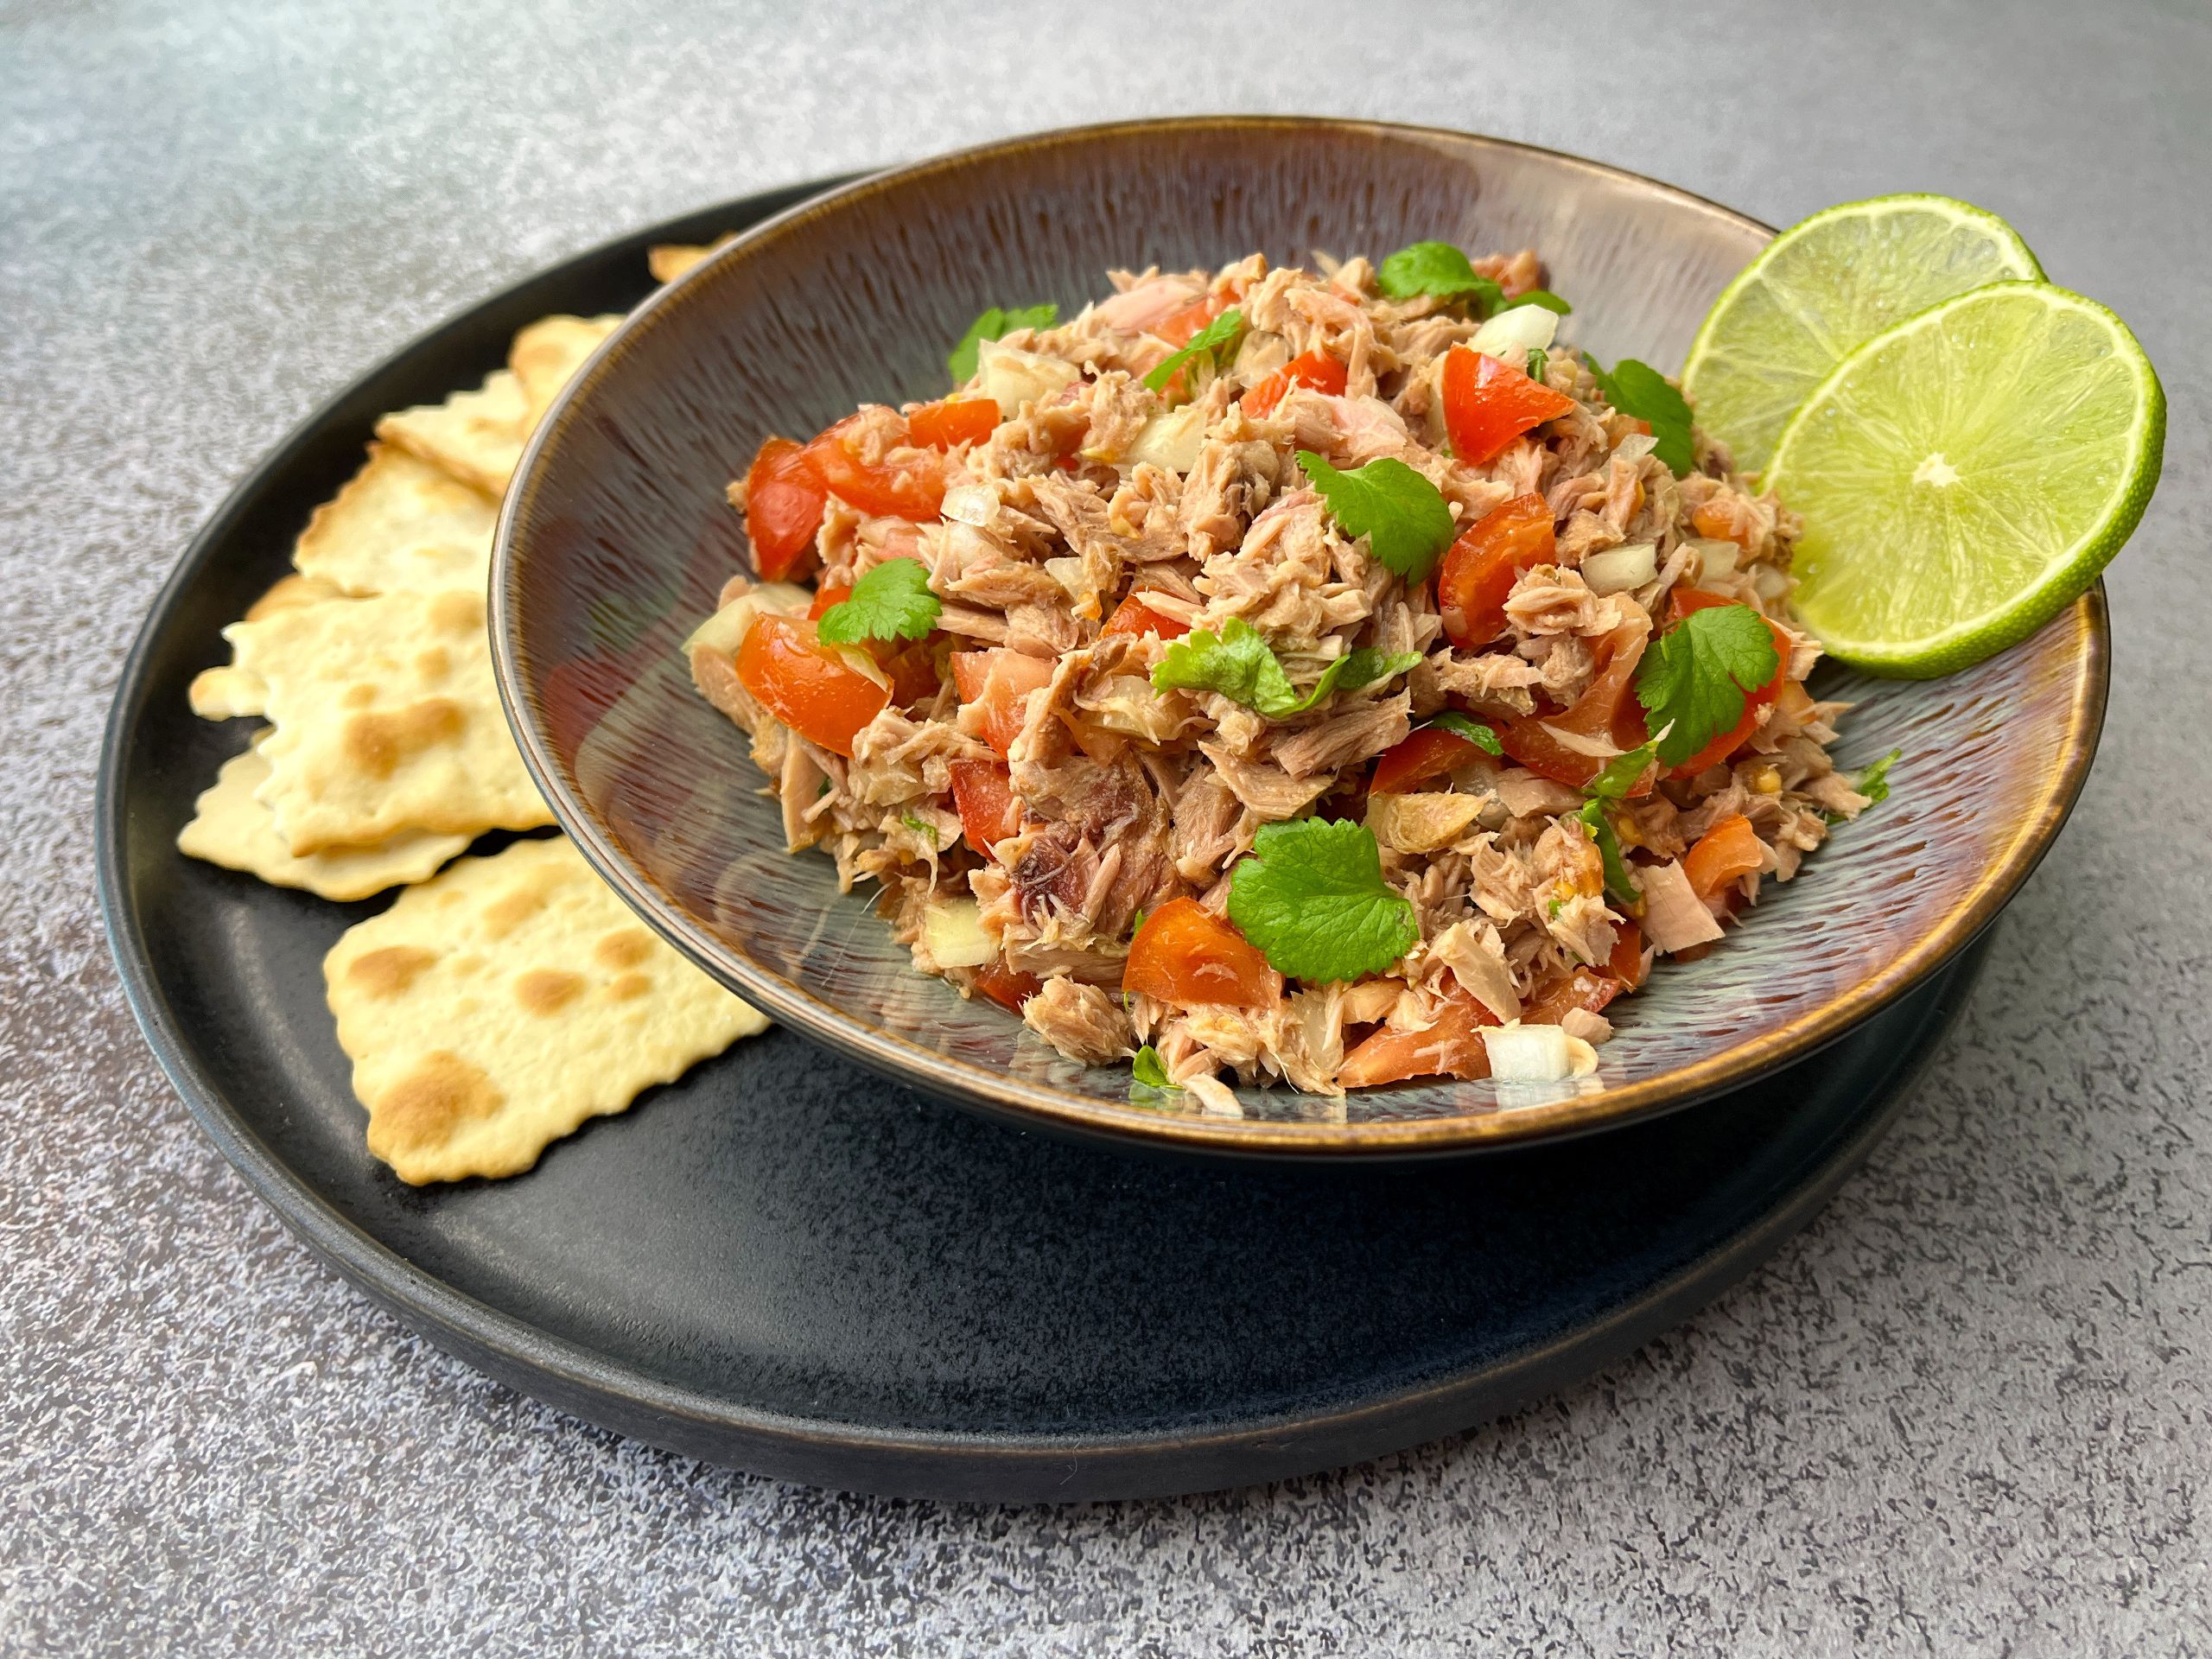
[493,118,2107,1158]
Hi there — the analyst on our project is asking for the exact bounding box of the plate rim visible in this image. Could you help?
[491,115,2111,1157]
[95,174,1996,1502]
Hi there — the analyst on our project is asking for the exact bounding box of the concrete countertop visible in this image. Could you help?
[5,1,2208,1652]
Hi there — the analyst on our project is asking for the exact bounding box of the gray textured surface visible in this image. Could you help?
[3,0,2208,1653]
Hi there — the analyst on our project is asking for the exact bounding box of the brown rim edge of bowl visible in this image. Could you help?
[493,117,2111,1157]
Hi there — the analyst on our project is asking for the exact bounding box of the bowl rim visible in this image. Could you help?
[493,114,2111,1157]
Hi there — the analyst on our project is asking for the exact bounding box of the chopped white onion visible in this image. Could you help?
[1537,722,1624,759]
[1580,542,1658,596]
[1467,303,1560,359]
[977,338,1078,418]
[920,898,998,969]
[1044,556,1085,598]
[1481,1022,1600,1083]
[1753,564,1791,602]
[1692,536,1739,580]
[940,483,998,527]
[1611,432,1658,463]
[681,582,810,656]
[1126,405,1206,473]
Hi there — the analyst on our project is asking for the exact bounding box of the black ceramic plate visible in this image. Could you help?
[99,181,1993,1502]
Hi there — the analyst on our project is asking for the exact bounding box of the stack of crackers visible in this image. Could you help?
[180,247,769,1185]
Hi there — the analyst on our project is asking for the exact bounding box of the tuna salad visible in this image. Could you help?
[686,243,1886,1114]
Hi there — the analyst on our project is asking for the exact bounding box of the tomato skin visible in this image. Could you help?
[1099,595,1191,639]
[1683,813,1764,899]
[1338,988,1497,1088]
[806,583,850,620]
[1690,497,1756,547]
[1662,589,1791,776]
[744,437,829,581]
[1437,493,1556,648]
[907,397,1000,450]
[1441,347,1578,465]
[1522,967,1624,1027]
[1370,725,1482,796]
[949,759,1023,857]
[1605,919,1647,988]
[805,583,941,705]
[804,414,946,520]
[1123,898,1281,1009]
[734,613,889,758]
[1498,617,1654,791]
[951,649,1057,758]
[1241,350,1349,416]
[972,960,1044,1013]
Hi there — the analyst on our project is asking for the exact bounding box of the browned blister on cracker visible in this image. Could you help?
[323,836,768,1183]
[225,588,550,854]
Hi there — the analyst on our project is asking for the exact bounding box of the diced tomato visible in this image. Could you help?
[1241,350,1349,416]
[1498,616,1654,790]
[1155,292,1230,346]
[951,649,1057,758]
[1683,813,1764,899]
[1338,988,1497,1089]
[907,397,1000,450]
[1437,493,1556,648]
[806,583,850,620]
[1370,725,1482,796]
[734,613,889,758]
[1441,347,1578,466]
[1606,919,1646,988]
[1122,898,1281,1009]
[804,583,940,705]
[743,437,828,581]
[949,759,1023,857]
[1099,594,1191,639]
[803,414,946,520]
[1522,966,1624,1027]
[1690,497,1756,547]
[1661,589,1792,776]
[972,960,1044,1013]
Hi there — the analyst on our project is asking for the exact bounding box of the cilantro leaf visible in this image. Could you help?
[1376,241,1507,314]
[1635,604,1780,767]
[1576,799,1642,907]
[1131,1045,1175,1089]
[1296,450,1457,583]
[947,303,1059,383]
[1142,307,1245,393]
[1422,710,1503,756]
[1150,617,1417,719]
[1856,748,1902,805]
[1507,289,1572,315]
[1585,741,1657,800]
[1582,354,1694,477]
[816,557,941,645]
[899,810,938,845]
[1226,818,1420,982]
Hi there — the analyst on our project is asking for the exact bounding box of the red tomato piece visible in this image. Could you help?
[1338,988,1497,1089]
[1155,293,1230,346]
[1683,813,1764,899]
[1606,919,1647,988]
[972,960,1044,1013]
[803,414,946,521]
[907,397,1000,450]
[1440,347,1578,466]
[1122,899,1281,1009]
[1690,497,1757,548]
[743,437,828,581]
[806,583,850,620]
[1241,350,1349,416]
[1522,967,1624,1027]
[1437,493,1556,648]
[950,649,1057,758]
[734,613,889,758]
[1498,617,1654,790]
[949,759,1023,857]
[1370,725,1482,796]
[1662,589,1792,777]
[1099,594,1191,639]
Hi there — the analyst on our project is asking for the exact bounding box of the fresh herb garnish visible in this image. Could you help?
[1376,241,1505,315]
[1296,450,1457,583]
[1508,289,1572,315]
[1634,606,1779,767]
[1526,347,1548,384]
[1142,307,1245,393]
[1150,616,1419,719]
[1582,354,1694,477]
[947,303,1059,383]
[1421,710,1504,755]
[1856,748,1901,805]
[1576,799,1643,907]
[1585,741,1658,801]
[1226,818,1421,983]
[816,557,941,645]
[1131,1044,1176,1089]
[900,810,938,845]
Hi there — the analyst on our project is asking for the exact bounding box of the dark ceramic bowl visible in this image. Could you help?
[493,117,2107,1158]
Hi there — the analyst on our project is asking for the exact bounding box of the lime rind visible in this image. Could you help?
[1683,194,2043,476]
[1765,280,2164,677]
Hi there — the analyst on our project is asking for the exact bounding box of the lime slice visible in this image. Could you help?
[1765,281,2163,677]
[1683,194,2042,476]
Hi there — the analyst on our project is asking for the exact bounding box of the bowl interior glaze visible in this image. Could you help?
[494,118,2105,1156]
